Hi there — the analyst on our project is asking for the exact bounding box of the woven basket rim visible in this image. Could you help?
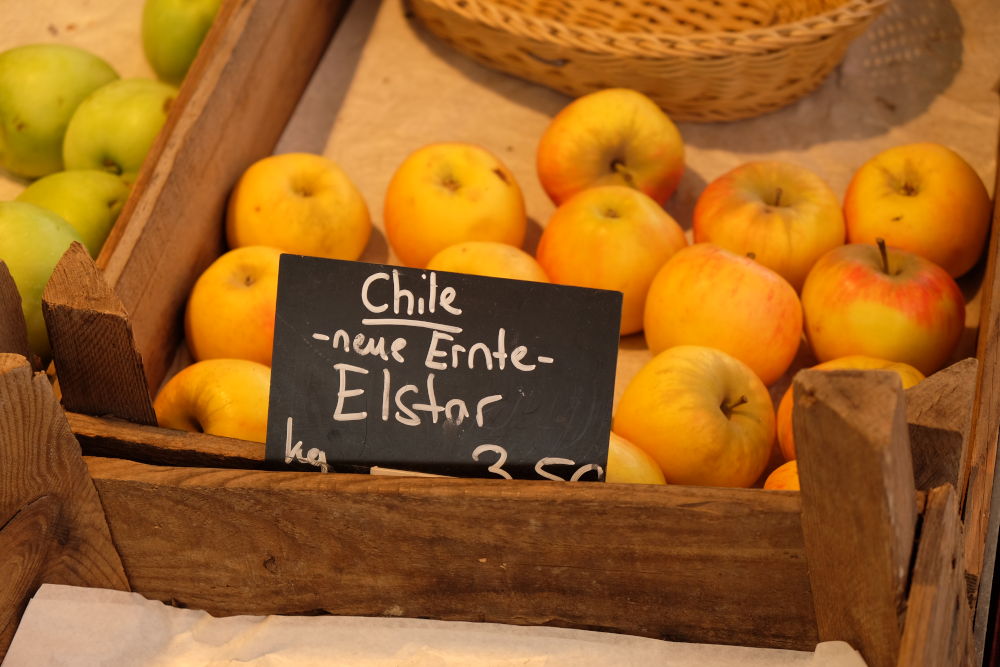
[413,0,891,58]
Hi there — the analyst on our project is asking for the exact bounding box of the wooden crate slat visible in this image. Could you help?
[94,0,345,395]
[906,358,978,491]
[794,369,917,667]
[898,484,973,666]
[86,457,818,651]
[0,262,33,369]
[68,411,264,469]
[0,354,129,660]
[42,242,156,425]
[968,126,1000,663]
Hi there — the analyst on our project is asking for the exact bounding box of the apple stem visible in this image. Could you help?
[721,395,749,419]
[611,158,637,189]
[876,237,890,274]
[773,187,783,207]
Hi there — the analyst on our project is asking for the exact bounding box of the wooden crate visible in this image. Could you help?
[0,0,997,664]
[0,354,977,664]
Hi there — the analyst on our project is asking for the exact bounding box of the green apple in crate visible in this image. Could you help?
[0,202,84,360]
[0,44,118,178]
[142,0,223,85]
[16,170,130,257]
[62,78,178,185]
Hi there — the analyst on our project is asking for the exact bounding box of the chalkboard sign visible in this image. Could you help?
[264,255,622,481]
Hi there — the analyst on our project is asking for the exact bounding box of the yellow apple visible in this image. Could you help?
[776,355,924,460]
[426,241,549,282]
[643,243,803,386]
[801,240,965,375]
[844,142,991,278]
[613,345,774,488]
[227,153,371,261]
[536,185,687,335]
[185,245,281,366]
[384,142,526,268]
[154,358,270,442]
[605,432,666,485]
[693,160,845,291]
[536,88,684,206]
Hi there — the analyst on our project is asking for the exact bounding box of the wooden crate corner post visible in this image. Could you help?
[898,484,973,666]
[0,261,38,370]
[0,353,129,660]
[41,241,156,425]
[793,369,917,667]
[905,357,979,492]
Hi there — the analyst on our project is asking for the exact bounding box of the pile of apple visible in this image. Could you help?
[0,0,220,360]
[154,85,993,491]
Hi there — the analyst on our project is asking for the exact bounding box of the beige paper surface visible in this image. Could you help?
[276,0,999,418]
[0,0,153,199]
[4,584,868,666]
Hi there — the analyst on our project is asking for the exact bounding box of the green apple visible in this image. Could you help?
[62,78,178,184]
[0,201,84,360]
[142,0,223,85]
[0,44,118,178]
[15,170,130,257]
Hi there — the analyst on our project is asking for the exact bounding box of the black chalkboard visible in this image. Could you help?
[264,255,622,481]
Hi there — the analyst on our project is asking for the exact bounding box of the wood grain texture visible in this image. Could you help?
[906,358,978,491]
[0,495,59,659]
[42,242,156,425]
[970,129,1000,665]
[95,0,345,396]
[794,369,917,667]
[0,354,129,659]
[0,262,34,369]
[898,485,973,667]
[86,457,819,650]
[68,412,265,469]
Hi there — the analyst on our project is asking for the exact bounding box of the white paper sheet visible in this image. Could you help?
[4,584,868,667]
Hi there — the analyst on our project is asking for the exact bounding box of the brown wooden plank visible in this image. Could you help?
[68,412,264,469]
[42,242,156,425]
[86,457,818,651]
[907,358,978,491]
[0,262,35,370]
[970,127,1000,664]
[794,369,917,667]
[0,354,129,659]
[0,495,59,658]
[67,413,447,477]
[95,0,345,397]
[898,485,973,666]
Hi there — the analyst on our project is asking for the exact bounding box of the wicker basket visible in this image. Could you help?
[408,0,890,122]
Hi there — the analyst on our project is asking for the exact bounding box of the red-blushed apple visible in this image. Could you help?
[613,345,774,488]
[536,185,687,335]
[384,142,526,268]
[775,355,924,460]
[693,160,845,291]
[536,88,684,206]
[801,239,965,375]
[643,243,803,386]
[763,460,799,490]
[844,142,991,278]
